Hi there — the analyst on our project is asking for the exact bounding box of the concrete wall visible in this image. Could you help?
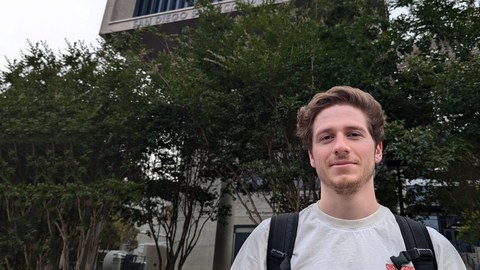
[134,215,218,270]
[132,193,273,270]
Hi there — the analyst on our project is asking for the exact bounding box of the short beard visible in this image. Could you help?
[333,181,362,196]
[329,168,375,196]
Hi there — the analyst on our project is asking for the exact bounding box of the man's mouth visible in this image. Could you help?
[331,161,356,167]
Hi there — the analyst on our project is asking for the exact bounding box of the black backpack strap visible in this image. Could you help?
[267,212,299,270]
[391,215,437,270]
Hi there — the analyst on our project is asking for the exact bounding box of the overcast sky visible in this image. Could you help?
[0,0,108,70]
[0,1,409,72]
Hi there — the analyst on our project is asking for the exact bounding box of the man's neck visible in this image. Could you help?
[317,183,379,220]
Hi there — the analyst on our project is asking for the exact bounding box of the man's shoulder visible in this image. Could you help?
[426,227,467,269]
[297,202,320,219]
[426,226,457,250]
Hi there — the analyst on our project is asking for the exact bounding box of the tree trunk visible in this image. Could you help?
[4,257,12,270]
[56,217,70,270]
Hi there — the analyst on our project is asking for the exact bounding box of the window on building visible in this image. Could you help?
[232,225,256,262]
[134,0,224,17]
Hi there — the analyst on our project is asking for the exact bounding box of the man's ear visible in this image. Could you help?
[375,141,383,164]
[308,150,316,168]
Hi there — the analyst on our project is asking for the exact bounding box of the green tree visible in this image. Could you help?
[157,0,393,224]
[118,100,226,270]
[102,29,229,269]
[155,0,479,243]
[386,0,480,241]
[0,40,158,269]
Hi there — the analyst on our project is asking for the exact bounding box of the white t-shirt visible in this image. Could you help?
[231,203,466,270]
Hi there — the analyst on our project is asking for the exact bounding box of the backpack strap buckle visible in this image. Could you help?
[270,249,286,263]
[391,248,434,269]
[270,249,291,270]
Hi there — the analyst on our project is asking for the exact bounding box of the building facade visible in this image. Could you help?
[100,0,285,38]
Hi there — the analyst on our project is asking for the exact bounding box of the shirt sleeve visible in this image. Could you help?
[427,227,467,270]
[230,219,271,270]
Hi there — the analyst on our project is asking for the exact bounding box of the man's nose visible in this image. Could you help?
[333,135,350,154]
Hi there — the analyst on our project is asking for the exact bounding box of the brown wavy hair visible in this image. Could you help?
[296,86,386,151]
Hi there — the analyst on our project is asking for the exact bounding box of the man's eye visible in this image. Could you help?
[349,132,362,137]
[320,135,333,142]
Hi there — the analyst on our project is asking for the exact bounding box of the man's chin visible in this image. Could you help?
[329,178,362,196]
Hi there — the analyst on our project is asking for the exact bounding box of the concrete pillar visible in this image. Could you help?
[212,187,234,270]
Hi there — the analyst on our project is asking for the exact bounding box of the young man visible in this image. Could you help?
[230,86,466,269]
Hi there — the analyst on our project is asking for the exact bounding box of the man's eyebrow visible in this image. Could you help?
[313,126,368,139]
[344,125,368,132]
[315,125,367,133]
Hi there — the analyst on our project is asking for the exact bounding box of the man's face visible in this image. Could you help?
[308,104,383,196]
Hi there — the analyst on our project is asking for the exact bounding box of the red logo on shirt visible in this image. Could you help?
[386,263,415,270]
